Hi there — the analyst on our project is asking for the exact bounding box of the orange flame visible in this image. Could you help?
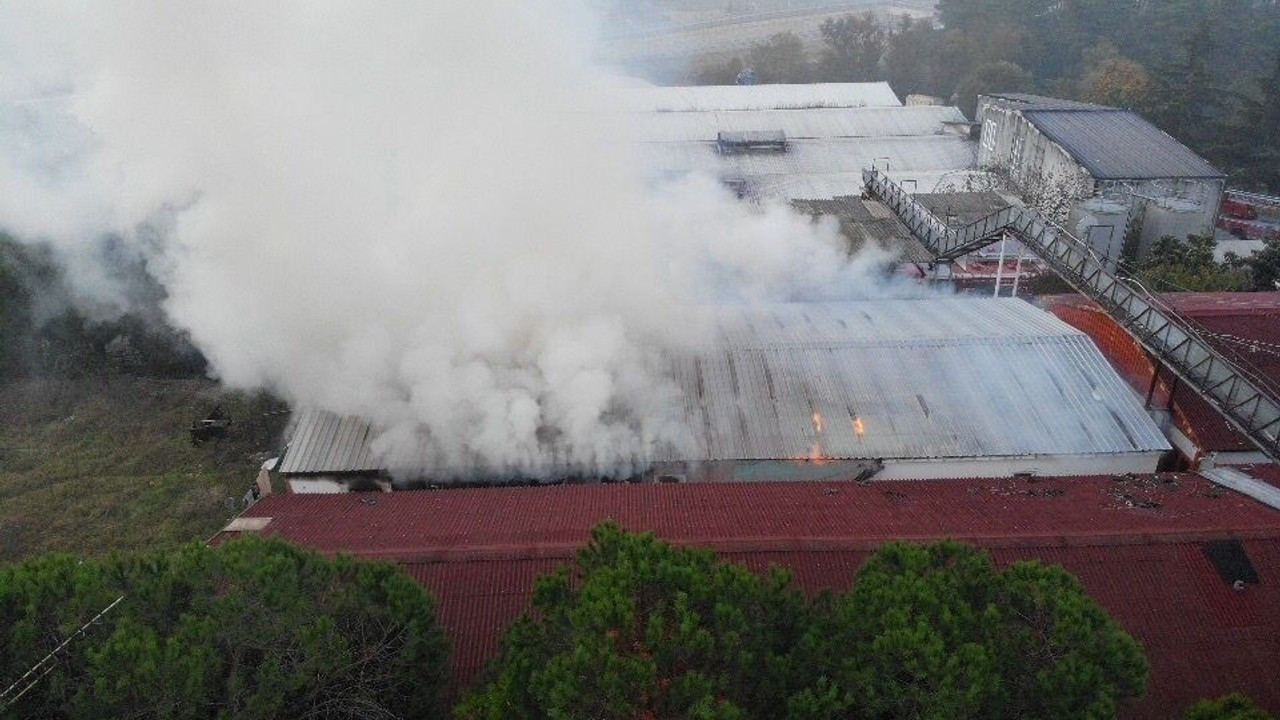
[812,411,824,434]
[853,416,865,436]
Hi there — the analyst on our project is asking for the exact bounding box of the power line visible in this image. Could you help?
[0,595,125,710]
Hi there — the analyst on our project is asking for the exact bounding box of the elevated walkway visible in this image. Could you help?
[863,167,1280,461]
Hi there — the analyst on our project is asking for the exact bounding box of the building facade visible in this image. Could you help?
[976,94,1226,268]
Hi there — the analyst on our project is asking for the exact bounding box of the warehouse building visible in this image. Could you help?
[616,82,984,200]
[976,94,1226,266]
[276,298,1170,491]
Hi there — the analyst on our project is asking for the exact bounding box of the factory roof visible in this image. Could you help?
[642,135,977,179]
[984,93,1112,112]
[279,298,1170,476]
[624,105,967,143]
[1025,110,1223,180]
[790,196,932,263]
[983,94,1223,180]
[220,471,1280,718]
[611,83,978,201]
[750,168,992,201]
[614,82,903,112]
[1165,293,1280,453]
[670,298,1168,463]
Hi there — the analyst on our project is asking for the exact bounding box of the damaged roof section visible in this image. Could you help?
[279,299,1169,478]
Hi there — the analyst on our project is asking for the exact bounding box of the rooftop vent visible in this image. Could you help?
[1202,539,1259,587]
[717,130,787,155]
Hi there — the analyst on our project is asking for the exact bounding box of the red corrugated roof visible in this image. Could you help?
[1160,292,1280,316]
[1164,294,1280,453]
[235,475,1280,560]
[221,476,1280,718]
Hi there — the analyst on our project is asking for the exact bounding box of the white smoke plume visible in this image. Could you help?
[0,2,914,478]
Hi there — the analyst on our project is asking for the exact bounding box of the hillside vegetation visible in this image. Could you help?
[0,377,286,562]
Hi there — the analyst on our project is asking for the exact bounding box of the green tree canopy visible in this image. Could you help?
[748,33,812,85]
[0,536,449,719]
[793,541,1148,720]
[456,522,811,720]
[1136,234,1252,292]
[1184,693,1276,720]
[460,526,1147,720]
[817,13,887,83]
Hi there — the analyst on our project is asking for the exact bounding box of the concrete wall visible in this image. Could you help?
[976,100,1093,220]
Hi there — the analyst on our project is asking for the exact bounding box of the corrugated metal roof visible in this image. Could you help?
[791,196,933,264]
[642,136,978,185]
[1023,109,1224,180]
[221,473,1280,717]
[984,93,1111,111]
[231,473,1280,562]
[279,299,1169,476]
[279,409,381,474]
[615,82,902,112]
[622,106,967,143]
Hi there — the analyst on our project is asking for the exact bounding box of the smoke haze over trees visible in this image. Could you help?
[696,0,1280,191]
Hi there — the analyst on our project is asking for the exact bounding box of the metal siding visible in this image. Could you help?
[1023,109,1223,180]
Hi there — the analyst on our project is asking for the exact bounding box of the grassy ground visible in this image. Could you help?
[0,375,288,563]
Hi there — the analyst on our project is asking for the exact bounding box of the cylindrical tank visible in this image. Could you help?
[1141,197,1205,259]
[1068,197,1130,269]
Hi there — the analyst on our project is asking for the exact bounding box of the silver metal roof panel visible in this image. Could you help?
[279,298,1170,476]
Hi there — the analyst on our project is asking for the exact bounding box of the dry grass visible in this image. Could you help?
[0,376,288,562]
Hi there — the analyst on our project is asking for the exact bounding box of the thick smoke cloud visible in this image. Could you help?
[0,2,910,478]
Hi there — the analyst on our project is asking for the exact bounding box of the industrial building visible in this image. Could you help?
[976,93,1226,266]
[276,298,1170,491]
[618,81,983,200]
[227,82,1280,720]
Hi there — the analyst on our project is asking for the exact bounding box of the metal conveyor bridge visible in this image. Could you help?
[862,167,1280,462]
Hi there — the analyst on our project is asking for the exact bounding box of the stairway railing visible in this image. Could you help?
[863,167,1280,460]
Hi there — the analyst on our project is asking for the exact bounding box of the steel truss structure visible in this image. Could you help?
[863,167,1280,461]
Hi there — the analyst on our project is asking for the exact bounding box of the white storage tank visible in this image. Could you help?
[1141,197,1205,259]
[1069,197,1130,269]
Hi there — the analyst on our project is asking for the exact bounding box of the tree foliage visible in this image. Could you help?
[1136,234,1252,292]
[460,525,1148,720]
[1080,43,1155,111]
[0,536,449,719]
[456,522,811,720]
[748,33,811,85]
[1183,693,1276,720]
[794,541,1148,720]
[817,13,886,83]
